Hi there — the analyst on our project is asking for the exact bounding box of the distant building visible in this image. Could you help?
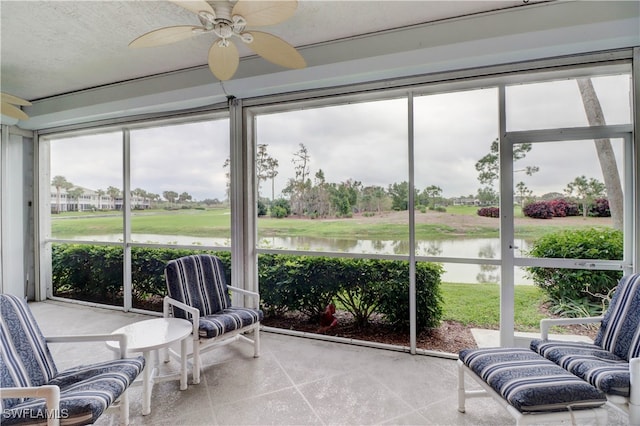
[452,196,482,206]
[50,186,150,212]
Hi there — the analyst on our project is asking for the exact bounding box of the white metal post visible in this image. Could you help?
[498,85,515,347]
[123,129,132,311]
[408,93,416,354]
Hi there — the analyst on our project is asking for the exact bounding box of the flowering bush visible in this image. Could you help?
[477,207,499,218]
[589,198,611,217]
[547,198,579,217]
[523,201,554,219]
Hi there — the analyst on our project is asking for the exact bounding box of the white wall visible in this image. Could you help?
[0,127,27,297]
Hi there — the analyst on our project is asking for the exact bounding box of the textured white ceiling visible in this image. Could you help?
[0,0,529,101]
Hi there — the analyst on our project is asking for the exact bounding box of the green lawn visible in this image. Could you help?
[441,282,547,331]
[51,206,604,240]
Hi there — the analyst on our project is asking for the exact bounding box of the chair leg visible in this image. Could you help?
[193,339,201,385]
[254,326,261,358]
[120,389,130,425]
[457,360,466,413]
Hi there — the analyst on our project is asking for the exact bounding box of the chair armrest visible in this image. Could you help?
[46,333,128,358]
[540,316,604,340]
[163,296,200,338]
[1,385,61,426]
[228,286,260,306]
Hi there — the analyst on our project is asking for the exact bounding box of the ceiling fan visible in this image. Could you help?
[129,0,306,81]
[0,92,31,120]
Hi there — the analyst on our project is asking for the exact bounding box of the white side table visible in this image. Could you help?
[107,318,192,415]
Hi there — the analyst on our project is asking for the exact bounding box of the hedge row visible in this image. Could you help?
[527,227,623,316]
[51,244,443,331]
[259,254,443,330]
[523,198,610,219]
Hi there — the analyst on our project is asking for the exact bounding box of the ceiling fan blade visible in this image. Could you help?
[1,102,29,120]
[208,40,240,81]
[169,0,215,16]
[245,31,306,69]
[129,26,202,48]
[232,0,298,26]
[1,93,31,106]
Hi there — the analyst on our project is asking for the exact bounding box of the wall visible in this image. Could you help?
[0,127,33,297]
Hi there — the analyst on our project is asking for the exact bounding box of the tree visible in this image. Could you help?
[265,156,279,202]
[420,185,442,208]
[577,78,623,231]
[131,188,149,209]
[476,187,498,205]
[515,181,533,208]
[51,175,73,213]
[256,144,278,201]
[388,181,411,211]
[328,179,361,217]
[306,169,331,217]
[147,193,160,207]
[565,175,606,218]
[106,186,121,210]
[285,144,311,215]
[359,185,387,213]
[475,139,539,201]
[163,191,178,205]
[178,192,192,203]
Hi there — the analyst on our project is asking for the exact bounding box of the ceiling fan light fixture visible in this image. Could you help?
[131,0,305,80]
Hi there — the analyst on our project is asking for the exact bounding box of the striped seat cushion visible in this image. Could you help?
[531,339,630,396]
[2,356,145,426]
[459,347,607,413]
[165,254,232,319]
[198,307,264,338]
[594,273,640,361]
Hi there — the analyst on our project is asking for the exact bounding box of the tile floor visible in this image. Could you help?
[28,300,626,425]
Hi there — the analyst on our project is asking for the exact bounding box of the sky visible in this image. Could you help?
[50,73,632,202]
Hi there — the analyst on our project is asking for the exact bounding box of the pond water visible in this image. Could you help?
[68,234,533,284]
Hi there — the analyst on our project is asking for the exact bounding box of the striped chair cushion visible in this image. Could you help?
[2,356,145,426]
[460,347,606,413]
[198,307,264,338]
[531,339,630,396]
[1,294,58,409]
[165,255,232,318]
[594,273,640,361]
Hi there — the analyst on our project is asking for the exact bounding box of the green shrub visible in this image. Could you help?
[270,206,287,218]
[53,245,443,331]
[258,254,340,318]
[257,200,267,216]
[527,228,623,316]
[52,244,123,304]
[270,198,291,218]
[376,261,443,331]
[52,244,231,310]
[333,258,388,328]
[259,255,443,330]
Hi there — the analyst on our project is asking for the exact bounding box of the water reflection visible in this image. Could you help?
[69,234,532,284]
[476,243,499,283]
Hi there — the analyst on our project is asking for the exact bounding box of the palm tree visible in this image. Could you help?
[106,186,121,210]
[51,175,72,213]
